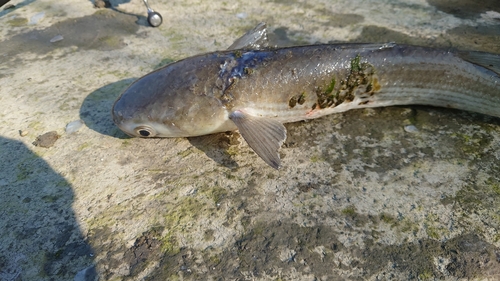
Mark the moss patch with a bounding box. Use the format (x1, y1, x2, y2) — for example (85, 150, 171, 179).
(7, 17, 28, 27)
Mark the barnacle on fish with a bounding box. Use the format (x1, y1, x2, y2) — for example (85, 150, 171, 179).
(288, 96, 298, 108)
(316, 55, 380, 109)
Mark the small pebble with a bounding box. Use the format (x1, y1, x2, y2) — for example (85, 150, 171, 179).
(50, 35, 64, 43)
(483, 11, 500, 20)
(74, 265, 97, 281)
(29, 12, 45, 25)
(236, 13, 247, 19)
(404, 125, 419, 133)
(94, 0, 108, 8)
(33, 131, 60, 148)
(19, 130, 28, 137)
(65, 120, 84, 134)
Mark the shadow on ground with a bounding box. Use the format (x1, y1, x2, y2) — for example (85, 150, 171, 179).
(82, 79, 241, 168)
(80, 78, 135, 138)
(0, 137, 95, 280)
(188, 132, 241, 169)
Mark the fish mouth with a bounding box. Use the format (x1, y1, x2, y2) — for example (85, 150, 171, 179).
(121, 130, 137, 138)
(112, 108, 154, 137)
(112, 119, 138, 137)
(111, 106, 126, 127)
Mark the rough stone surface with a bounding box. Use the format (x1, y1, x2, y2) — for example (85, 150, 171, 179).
(1, 0, 499, 280)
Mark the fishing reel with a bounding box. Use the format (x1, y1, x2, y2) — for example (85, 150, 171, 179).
(142, 0, 162, 27)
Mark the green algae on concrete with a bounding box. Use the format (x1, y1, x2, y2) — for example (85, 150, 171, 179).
(1, 0, 500, 280)
(7, 16, 27, 26)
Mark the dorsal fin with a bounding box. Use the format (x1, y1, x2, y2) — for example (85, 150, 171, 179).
(458, 51, 500, 76)
(227, 22, 269, 50)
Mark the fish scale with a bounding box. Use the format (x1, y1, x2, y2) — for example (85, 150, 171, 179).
(112, 23, 500, 169)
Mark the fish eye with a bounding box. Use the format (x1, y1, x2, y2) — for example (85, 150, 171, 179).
(139, 130, 150, 137)
(135, 126, 156, 137)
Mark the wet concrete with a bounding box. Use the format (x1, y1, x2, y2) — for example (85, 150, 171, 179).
(1, 0, 500, 280)
(1, 9, 138, 65)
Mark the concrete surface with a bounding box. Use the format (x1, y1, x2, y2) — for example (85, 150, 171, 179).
(1, 0, 500, 280)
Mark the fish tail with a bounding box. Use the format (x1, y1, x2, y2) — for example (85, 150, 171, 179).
(458, 51, 500, 77)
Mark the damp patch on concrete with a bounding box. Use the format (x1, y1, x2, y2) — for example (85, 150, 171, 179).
(353, 25, 500, 53)
(1, 9, 138, 64)
(2, 0, 500, 280)
(427, 0, 500, 19)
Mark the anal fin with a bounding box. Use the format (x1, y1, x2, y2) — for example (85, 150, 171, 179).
(229, 110, 286, 169)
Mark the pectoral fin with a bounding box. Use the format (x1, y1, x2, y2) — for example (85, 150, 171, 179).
(229, 110, 286, 169)
(227, 22, 269, 50)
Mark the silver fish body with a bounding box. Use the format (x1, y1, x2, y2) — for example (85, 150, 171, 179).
(112, 24, 500, 168)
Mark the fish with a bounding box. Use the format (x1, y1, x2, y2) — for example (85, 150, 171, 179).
(112, 23, 500, 169)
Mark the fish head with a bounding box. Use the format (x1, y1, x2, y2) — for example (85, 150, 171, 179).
(112, 57, 232, 138)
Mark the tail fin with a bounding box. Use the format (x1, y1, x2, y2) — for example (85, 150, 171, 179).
(458, 51, 500, 77)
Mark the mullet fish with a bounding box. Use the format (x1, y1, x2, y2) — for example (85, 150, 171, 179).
(112, 23, 500, 169)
